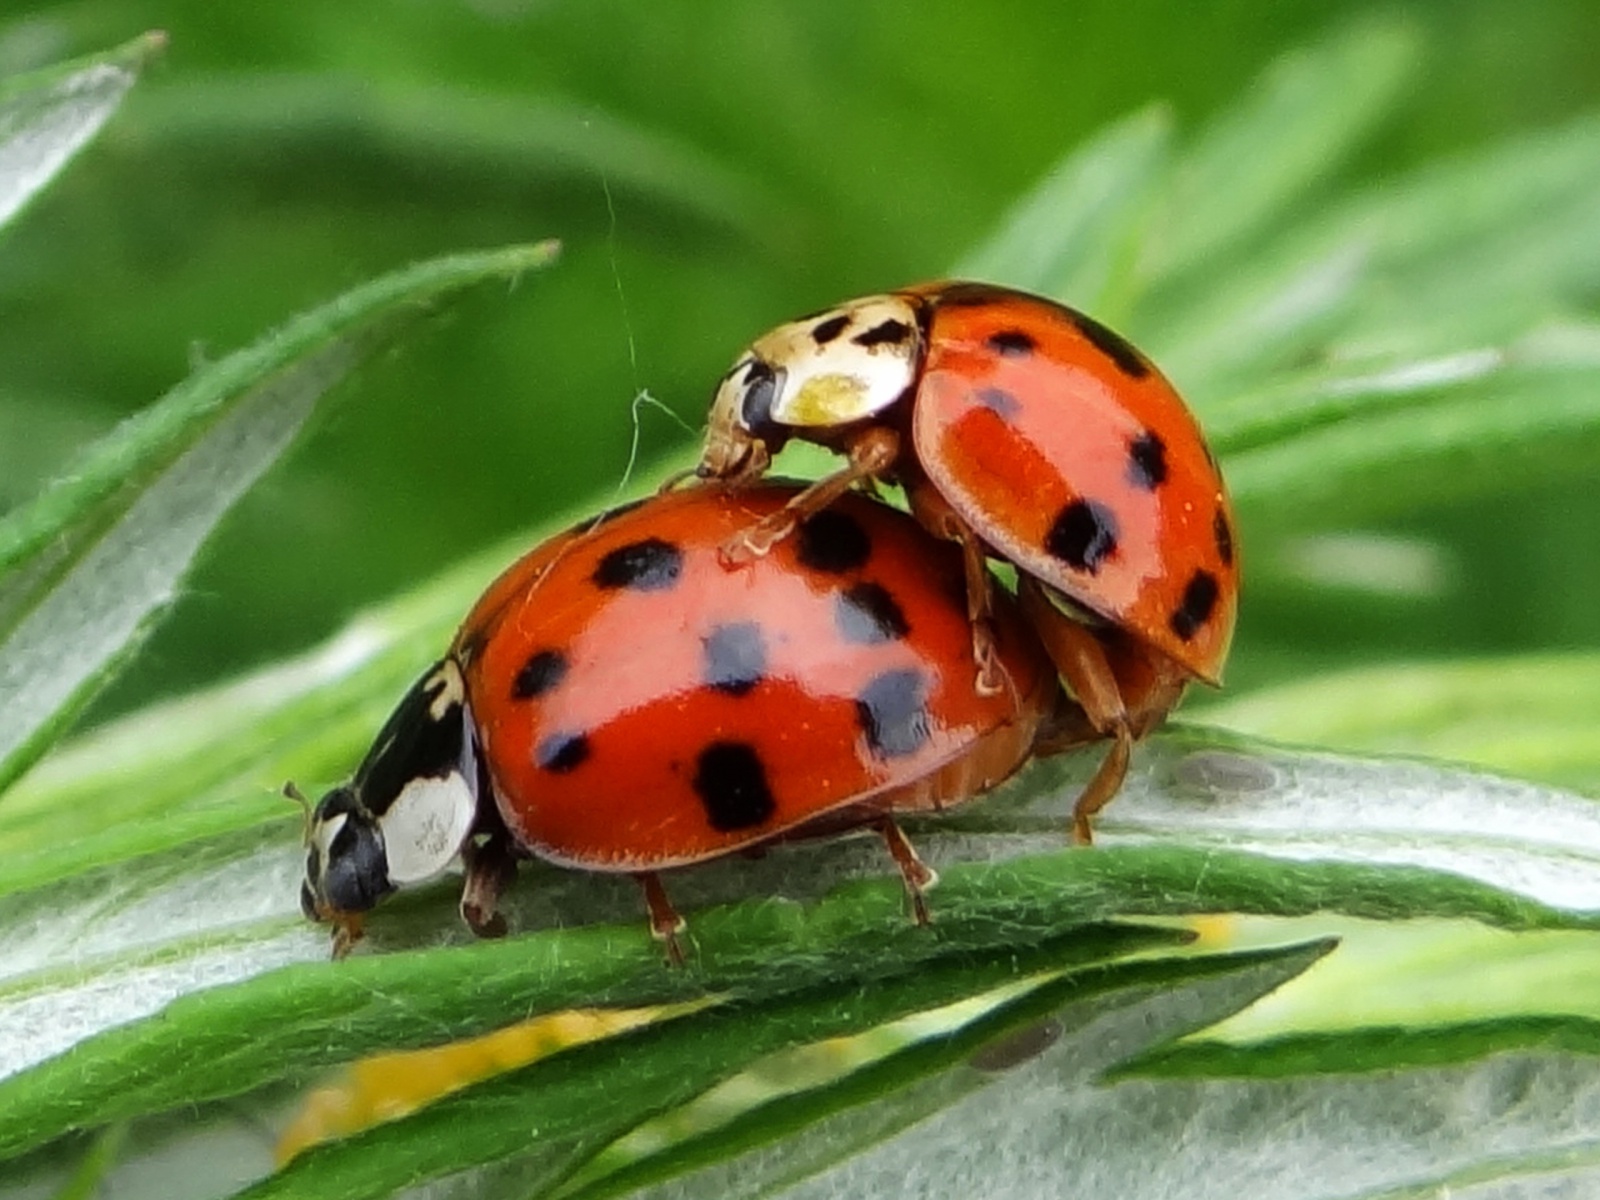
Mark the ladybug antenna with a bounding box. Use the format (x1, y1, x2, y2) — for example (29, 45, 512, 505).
(283, 780, 313, 843)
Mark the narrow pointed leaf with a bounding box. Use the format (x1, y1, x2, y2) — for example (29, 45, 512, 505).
(4, 728, 1600, 1165)
(236, 928, 1185, 1200)
(1209, 652, 1600, 792)
(1141, 16, 1417, 284)
(137, 77, 780, 240)
(1149, 113, 1600, 401)
(1219, 337, 1600, 526)
(954, 105, 1171, 312)
(0, 241, 561, 795)
(596, 941, 1330, 1200)
(0, 32, 164, 231)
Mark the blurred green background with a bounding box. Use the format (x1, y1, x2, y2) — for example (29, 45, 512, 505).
(2, 0, 1598, 721)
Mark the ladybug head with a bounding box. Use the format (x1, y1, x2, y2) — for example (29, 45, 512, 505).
(699, 293, 924, 482)
(296, 659, 482, 953)
(301, 784, 395, 928)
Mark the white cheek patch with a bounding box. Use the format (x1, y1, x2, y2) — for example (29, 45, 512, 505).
(379, 772, 477, 885)
(310, 812, 348, 873)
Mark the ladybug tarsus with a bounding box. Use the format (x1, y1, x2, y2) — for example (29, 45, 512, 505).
(875, 817, 938, 926)
(459, 834, 519, 939)
(717, 513, 793, 568)
(330, 914, 365, 960)
(1069, 732, 1132, 846)
(655, 465, 700, 495)
(635, 872, 688, 966)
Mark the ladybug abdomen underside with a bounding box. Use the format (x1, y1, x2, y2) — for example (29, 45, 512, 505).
(910, 288, 1238, 682)
(457, 486, 1051, 871)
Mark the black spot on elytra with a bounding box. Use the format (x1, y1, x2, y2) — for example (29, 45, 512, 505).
(836, 582, 910, 644)
(592, 538, 683, 592)
(1045, 500, 1119, 574)
(856, 669, 932, 759)
(1214, 508, 1235, 567)
(810, 313, 851, 345)
(693, 741, 777, 831)
(976, 387, 1021, 419)
(703, 622, 768, 696)
(1170, 570, 1220, 641)
(512, 649, 568, 700)
(1127, 431, 1168, 491)
(738, 358, 780, 436)
(986, 329, 1036, 357)
(853, 318, 913, 348)
(797, 509, 871, 574)
(536, 732, 591, 773)
(1071, 310, 1150, 379)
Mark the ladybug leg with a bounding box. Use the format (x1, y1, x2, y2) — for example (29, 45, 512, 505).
(459, 833, 519, 939)
(718, 426, 901, 567)
(329, 913, 365, 960)
(905, 479, 1002, 695)
(634, 872, 687, 967)
(1032, 696, 1101, 756)
(874, 817, 938, 926)
(1017, 576, 1134, 846)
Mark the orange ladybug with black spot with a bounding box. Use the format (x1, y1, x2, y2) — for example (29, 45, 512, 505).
(297, 482, 1072, 960)
(698, 281, 1239, 842)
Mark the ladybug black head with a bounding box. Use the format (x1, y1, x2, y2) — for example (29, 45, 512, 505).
(302, 785, 395, 921)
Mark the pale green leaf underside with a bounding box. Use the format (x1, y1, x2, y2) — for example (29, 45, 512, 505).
(1, 731, 1599, 1163)
(1210, 652, 1600, 792)
(0, 31, 163, 232)
(0, 241, 561, 795)
(583, 942, 1329, 1200)
(263, 942, 1331, 1200)
(745, 1005, 1600, 1200)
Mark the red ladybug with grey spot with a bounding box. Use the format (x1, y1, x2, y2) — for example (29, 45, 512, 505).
(297, 482, 1087, 959)
(698, 281, 1239, 841)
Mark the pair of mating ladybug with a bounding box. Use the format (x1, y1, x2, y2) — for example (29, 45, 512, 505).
(299, 282, 1238, 958)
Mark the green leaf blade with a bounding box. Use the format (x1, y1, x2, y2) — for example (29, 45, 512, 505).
(1140, 16, 1419, 286)
(3, 733, 1600, 1165)
(0, 32, 165, 232)
(240, 928, 1186, 1200)
(953, 105, 1172, 313)
(591, 942, 1331, 1200)
(1208, 652, 1600, 793)
(0, 240, 560, 795)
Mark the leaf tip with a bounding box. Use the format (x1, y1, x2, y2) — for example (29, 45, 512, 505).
(116, 30, 170, 72)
